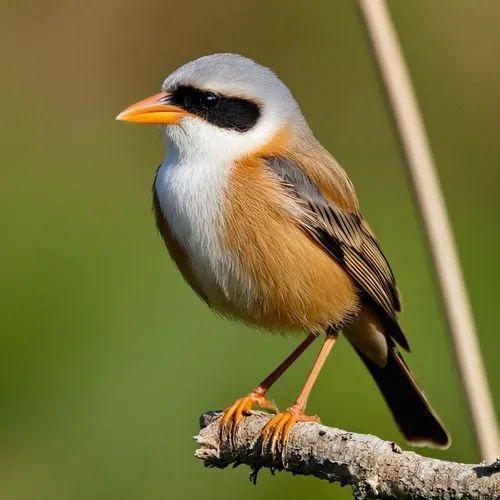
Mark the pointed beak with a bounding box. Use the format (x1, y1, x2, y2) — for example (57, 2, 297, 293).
(116, 91, 185, 124)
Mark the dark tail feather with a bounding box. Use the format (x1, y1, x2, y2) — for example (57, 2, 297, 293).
(354, 343, 451, 448)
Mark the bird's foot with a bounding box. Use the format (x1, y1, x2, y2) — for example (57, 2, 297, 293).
(220, 391, 278, 439)
(261, 404, 320, 456)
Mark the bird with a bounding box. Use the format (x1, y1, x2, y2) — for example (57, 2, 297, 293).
(116, 53, 450, 452)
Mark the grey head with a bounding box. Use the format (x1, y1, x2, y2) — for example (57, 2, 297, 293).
(159, 53, 308, 161)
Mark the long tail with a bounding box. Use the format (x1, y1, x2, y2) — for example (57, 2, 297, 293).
(354, 342, 451, 448)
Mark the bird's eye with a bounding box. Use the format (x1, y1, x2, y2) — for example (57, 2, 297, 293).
(200, 92, 218, 107)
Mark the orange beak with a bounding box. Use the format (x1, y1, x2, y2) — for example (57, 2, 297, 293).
(116, 91, 185, 124)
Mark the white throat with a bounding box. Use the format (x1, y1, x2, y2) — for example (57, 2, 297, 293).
(155, 135, 234, 305)
(154, 111, 290, 307)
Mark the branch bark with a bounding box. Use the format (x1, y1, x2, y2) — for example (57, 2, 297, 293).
(195, 411, 500, 499)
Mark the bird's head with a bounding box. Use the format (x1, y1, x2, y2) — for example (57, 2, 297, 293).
(117, 53, 307, 162)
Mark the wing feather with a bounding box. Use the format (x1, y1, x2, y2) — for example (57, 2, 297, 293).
(263, 155, 405, 343)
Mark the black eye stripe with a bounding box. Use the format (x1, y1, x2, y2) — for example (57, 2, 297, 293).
(169, 85, 261, 132)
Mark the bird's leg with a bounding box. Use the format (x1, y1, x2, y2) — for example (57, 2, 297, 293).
(220, 335, 317, 431)
(261, 332, 338, 455)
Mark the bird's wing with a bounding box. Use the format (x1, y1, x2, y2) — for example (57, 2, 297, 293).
(263, 155, 408, 348)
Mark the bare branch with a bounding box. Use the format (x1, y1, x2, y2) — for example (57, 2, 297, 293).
(195, 411, 500, 499)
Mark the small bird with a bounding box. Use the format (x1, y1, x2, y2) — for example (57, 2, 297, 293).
(117, 53, 450, 451)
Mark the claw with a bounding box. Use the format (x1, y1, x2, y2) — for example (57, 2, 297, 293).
(220, 392, 279, 443)
(220, 397, 252, 428)
(261, 406, 320, 456)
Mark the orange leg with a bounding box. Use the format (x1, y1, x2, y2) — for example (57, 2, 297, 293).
(220, 335, 317, 432)
(262, 332, 338, 455)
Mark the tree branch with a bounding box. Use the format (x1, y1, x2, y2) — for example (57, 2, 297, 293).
(195, 411, 500, 499)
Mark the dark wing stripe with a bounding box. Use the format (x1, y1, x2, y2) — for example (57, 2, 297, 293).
(264, 155, 401, 323)
(318, 203, 398, 318)
(364, 239, 389, 275)
(362, 236, 400, 309)
(344, 252, 395, 316)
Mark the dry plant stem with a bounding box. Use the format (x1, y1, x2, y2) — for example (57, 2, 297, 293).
(196, 411, 500, 499)
(357, 0, 500, 461)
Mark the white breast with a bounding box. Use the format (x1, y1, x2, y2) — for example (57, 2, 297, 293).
(154, 112, 281, 313)
(154, 143, 236, 307)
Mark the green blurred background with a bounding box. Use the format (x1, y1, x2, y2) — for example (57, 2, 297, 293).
(1, 1, 499, 498)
